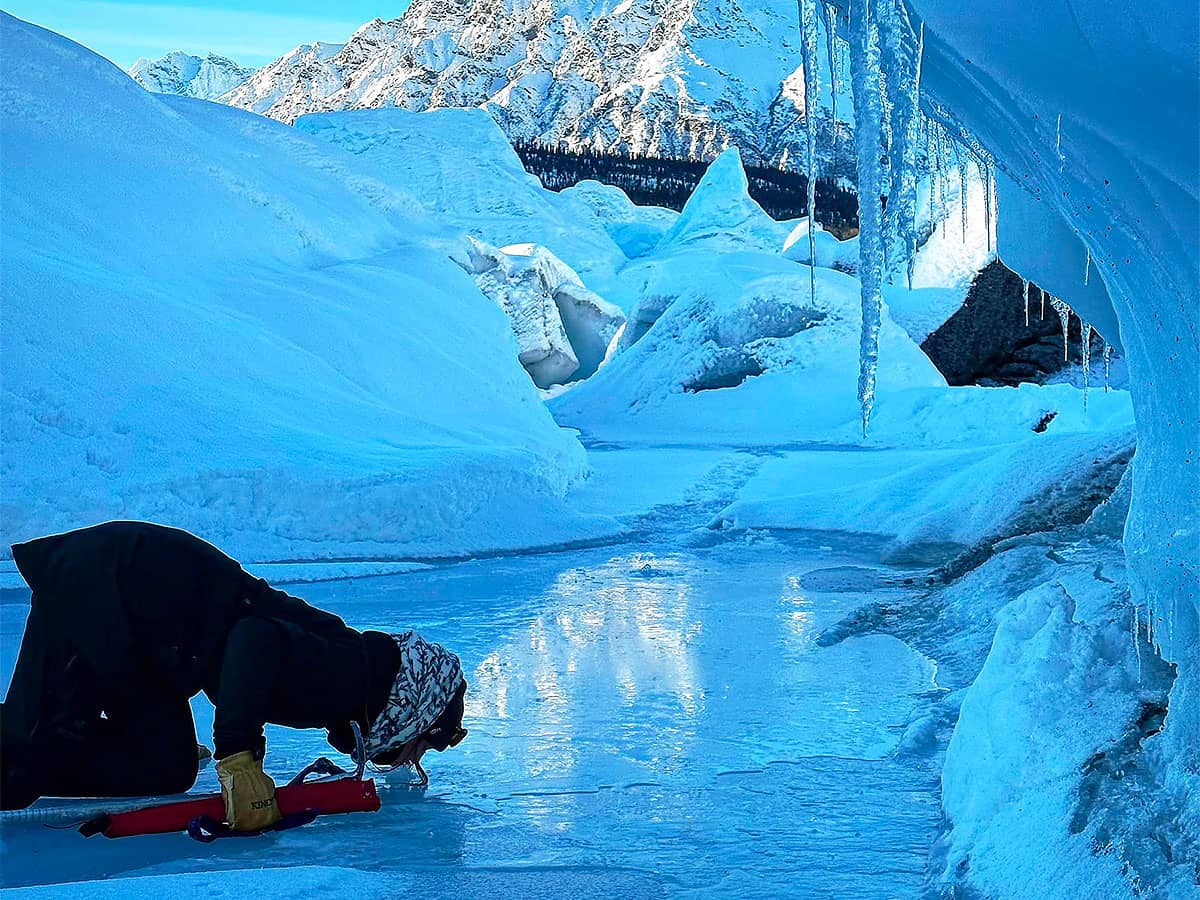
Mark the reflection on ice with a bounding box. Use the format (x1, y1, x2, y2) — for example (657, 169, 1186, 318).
(2, 540, 945, 897)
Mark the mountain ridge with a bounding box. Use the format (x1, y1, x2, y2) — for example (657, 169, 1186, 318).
(130, 0, 851, 173)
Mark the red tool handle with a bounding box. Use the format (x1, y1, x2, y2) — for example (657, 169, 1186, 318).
(87, 777, 380, 838)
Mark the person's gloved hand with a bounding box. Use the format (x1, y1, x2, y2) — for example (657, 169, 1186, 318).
(216, 749, 282, 832)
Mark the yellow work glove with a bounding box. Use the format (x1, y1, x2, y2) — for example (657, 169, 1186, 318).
(216, 750, 282, 832)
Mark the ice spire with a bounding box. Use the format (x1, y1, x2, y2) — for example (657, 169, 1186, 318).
(799, 0, 821, 306)
(1103, 340, 1113, 392)
(1049, 295, 1071, 361)
(848, 0, 884, 436)
(1022, 279, 1030, 327)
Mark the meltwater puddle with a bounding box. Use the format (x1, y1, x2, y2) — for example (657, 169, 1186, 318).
(2, 538, 944, 898)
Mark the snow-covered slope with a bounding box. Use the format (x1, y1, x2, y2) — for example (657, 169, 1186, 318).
(0, 12, 603, 562)
(220, 0, 848, 170)
(294, 108, 625, 286)
(129, 51, 254, 99)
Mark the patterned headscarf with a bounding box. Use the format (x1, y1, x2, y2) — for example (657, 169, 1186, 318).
(364, 631, 464, 758)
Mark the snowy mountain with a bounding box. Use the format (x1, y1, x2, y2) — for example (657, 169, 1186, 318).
(129, 50, 254, 100)
(219, 0, 847, 171)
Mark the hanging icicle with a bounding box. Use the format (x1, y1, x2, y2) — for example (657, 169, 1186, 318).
(1081, 320, 1093, 409)
(1084, 245, 1092, 285)
(982, 157, 994, 254)
(848, 0, 885, 436)
(953, 140, 968, 242)
(1023, 279, 1030, 327)
(823, 1, 840, 125)
(1049, 295, 1071, 361)
(1103, 340, 1113, 392)
(1040, 284, 1046, 320)
(798, 0, 821, 307)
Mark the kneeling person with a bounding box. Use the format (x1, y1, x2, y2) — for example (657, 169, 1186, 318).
(0, 521, 467, 830)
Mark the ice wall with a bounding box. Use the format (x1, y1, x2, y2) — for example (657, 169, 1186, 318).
(908, 0, 1199, 844)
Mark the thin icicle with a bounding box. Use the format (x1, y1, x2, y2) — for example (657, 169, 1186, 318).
(823, 1, 839, 125)
(848, 0, 884, 436)
(954, 141, 968, 242)
(798, 0, 821, 307)
(1040, 285, 1046, 319)
(1081, 320, 1093, 409)
(1084, 246, 1091, 285)
(1049, 295, 1071, 361)
(1023, 279, 1030, 327)
(982, 160, 994, 254)
(1103, 340, 1113, 392)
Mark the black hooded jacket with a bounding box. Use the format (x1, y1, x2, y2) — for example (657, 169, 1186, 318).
(11, 521, 399, 759)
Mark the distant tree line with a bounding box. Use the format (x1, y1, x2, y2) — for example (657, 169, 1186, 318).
(513, 141, 860, 237)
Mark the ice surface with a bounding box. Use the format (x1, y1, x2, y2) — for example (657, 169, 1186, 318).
(2, 447, 950, 897)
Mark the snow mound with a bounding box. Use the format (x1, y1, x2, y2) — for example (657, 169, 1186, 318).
(460, 241, 625, 387)
(0, 13, 602, 561)
(550, 251, 945, 444)
(782, 219, 860, 273)
(717, 414, 1134, 559)
(657, 148, 789, 253)
(295, 108, 624, 284)
(560, 180, 679, 259)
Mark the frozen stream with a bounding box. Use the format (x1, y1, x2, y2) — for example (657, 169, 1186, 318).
(1, 450, 947, 897)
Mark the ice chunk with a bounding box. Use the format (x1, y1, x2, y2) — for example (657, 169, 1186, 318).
(462, 240, 624, 387)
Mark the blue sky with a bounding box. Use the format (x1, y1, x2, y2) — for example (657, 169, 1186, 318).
(4, 1, 407, 69)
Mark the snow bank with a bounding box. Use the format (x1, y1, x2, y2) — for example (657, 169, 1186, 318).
(716, 410, 1133, 563)
(560, 180, 679, 259)
(294, 108, 625, 285)
(0, 13, 606, 562)
(911, 0, 1200, 880)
